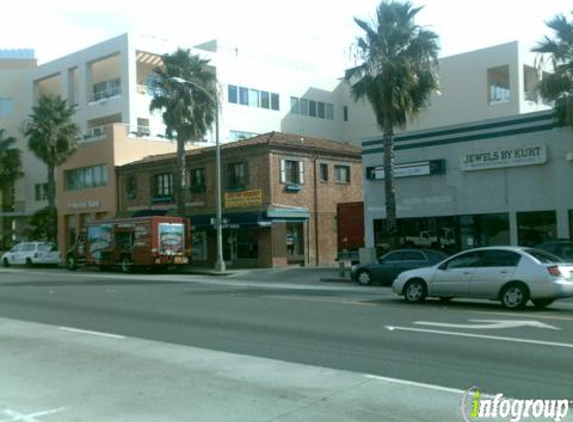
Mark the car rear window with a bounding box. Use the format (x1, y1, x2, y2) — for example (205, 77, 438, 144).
(38, 243, 57, 252)
(523, 248, 563, 263)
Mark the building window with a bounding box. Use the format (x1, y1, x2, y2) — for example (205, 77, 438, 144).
(260, 91, 270, 109)
(335, 165, 350, 183)
(0, 98, 14, 116)
(65, 164, 108, 190)
(326, 103, 334, 120)
(317, 101, 326, 119)
(309, 100, 317, 117)
(153, 173, 173, 198)
(488, 65, 510, 103)
(280, 159, 304, 185)
(239, 87, 249, 105)
(229, 130, 258, 141)
(35, 183, 48, 201)
(190, 168, 206, 193)
(290, 97, 300, 114)
(343, 105, 349, 122)
(249, 89, 259, 107)
(319, 163, 328, 182)
(228, 85, 238, 104)
(229, 84, 279, 111)
(93, 78, 121, 101)
(125, 175, 137, 199)
(271, 93, 280, 110)
(227, 162, 248, 190)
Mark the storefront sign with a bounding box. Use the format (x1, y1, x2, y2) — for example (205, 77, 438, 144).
(68, 200, 101, 210)
(367, 159, 445, 180)
(225, 189, 263, 208)
(460, 145, 547, 171)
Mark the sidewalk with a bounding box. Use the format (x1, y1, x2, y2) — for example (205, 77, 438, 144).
(176, 265, 353, 284)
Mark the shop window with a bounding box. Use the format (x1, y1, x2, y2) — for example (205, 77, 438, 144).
(286, 222, 304, 258)
(237, 230, 258, 259)
(191, 231, 208, 261)
(517, 211, 556, 247)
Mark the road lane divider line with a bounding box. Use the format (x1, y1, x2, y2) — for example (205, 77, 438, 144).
(468, 310, 573, 322)
(268, 295, 378, 306)
(385, 325, 573, 348)
(59, 326, 126, 339)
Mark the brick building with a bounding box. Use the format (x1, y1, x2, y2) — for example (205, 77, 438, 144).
(117, 132, 362, 268)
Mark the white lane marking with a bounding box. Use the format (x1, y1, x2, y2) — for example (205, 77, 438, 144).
(386, 325, 573, 348)
(59, 326, 125, 339)
(469, 310, 573, 322)
(414, 319, 560, 330)
(0, 407, 66, 422)
(364, 374, 465, 395)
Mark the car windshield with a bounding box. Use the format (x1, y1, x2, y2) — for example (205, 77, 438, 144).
(38, 243, 57, 252)
(523, 248, 563, 263)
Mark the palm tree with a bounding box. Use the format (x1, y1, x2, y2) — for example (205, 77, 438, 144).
(532, 12, 573, 128)
(24, 95, 78, 243)
(345, 1, 440, 246)
(0, 129, 22, 248)
(150, 48, 217, 217)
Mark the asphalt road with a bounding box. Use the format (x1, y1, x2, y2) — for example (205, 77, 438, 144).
(1, 266, 573, 404)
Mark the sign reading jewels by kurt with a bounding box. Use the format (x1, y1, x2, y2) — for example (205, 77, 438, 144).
(460, 144, 547, 171)
(225, 189, 263, 208)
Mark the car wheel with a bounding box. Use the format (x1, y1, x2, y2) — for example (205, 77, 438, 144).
(404, 279, 427, 303)
(2, 258, 9, 268)
(532, 298, 555, 309)
(66, 255, 77, 271)
(356, 269, 372, 286)
(500, 283, 529, 309)
(120, 255, 132, 274)
(25, 258, 33, 268)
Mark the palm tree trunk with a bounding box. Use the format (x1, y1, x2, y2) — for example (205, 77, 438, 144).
(47, 163, 57, 243)
(175, 137, 187, 217)
(383, 122, 398, 248)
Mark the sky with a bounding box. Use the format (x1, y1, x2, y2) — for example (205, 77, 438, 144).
(2, 0, 572, 70)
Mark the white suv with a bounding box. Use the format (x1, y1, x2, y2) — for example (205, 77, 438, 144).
(1, 242, 61, 267)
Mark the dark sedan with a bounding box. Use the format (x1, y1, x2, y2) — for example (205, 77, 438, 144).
(351, 249, 448, 286)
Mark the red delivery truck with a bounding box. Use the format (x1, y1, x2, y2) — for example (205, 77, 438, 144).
(65, 215, 191, 272)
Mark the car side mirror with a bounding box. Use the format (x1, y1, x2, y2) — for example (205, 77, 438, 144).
(438, 263, 448, 270)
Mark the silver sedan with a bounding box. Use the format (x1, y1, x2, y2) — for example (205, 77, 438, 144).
(391, 246, 573, 309)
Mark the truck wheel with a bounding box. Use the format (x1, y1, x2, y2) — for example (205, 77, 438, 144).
(66, 255, 77, 271)
(25, 258, 33, 268)
(120, 255, 132, 274)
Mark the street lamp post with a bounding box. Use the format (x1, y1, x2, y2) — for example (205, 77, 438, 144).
(171, 76, 226, 272)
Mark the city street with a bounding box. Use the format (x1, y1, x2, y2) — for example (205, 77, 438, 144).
(1, 266, 573, 421)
